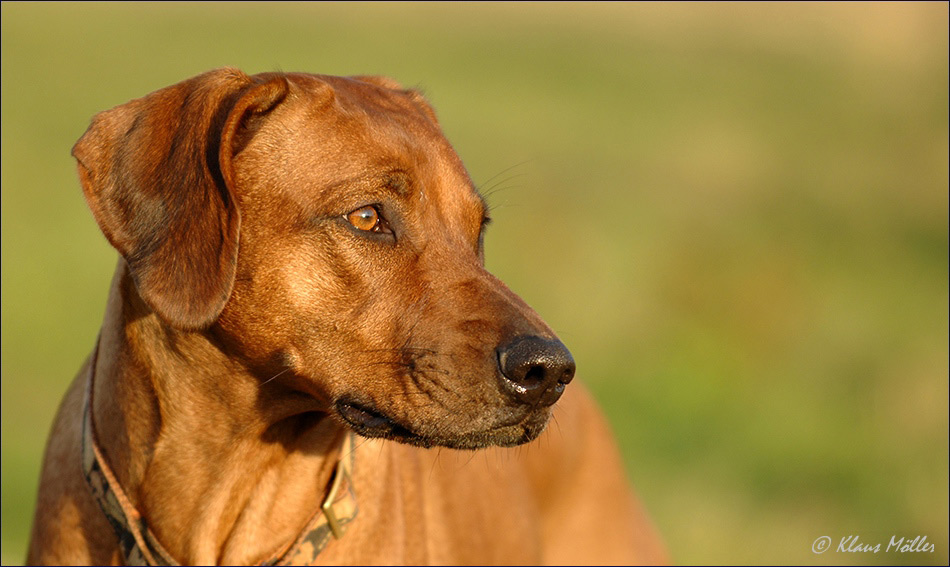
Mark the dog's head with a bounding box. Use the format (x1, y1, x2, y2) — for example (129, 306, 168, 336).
(74, 69, 574, 449)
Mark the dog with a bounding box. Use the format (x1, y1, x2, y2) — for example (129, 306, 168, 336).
(27, 68, 665, 565)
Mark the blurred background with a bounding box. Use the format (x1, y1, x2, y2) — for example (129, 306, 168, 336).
(2, 2, 947, 564)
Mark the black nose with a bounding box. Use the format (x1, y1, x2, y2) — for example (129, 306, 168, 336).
(497, 336, 576, 406)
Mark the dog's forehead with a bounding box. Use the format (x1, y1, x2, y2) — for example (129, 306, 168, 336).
(284, 73, 432, 129)
(268, 73, 484, 215)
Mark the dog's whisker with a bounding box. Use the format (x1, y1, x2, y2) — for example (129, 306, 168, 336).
(480, 173, 528, 200)
(427, 447, 445, 482)
(461, 449, 479, 470)
(259, 367, 291, 387)
(476, 159, 534, 190)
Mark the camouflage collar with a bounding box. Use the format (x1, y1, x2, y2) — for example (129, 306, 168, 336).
(81, 339, 358, 565)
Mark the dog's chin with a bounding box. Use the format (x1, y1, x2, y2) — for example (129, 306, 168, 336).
(335, 400, 551, 450)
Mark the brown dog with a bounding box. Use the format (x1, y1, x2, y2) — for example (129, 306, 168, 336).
(27, 69, 665, 565)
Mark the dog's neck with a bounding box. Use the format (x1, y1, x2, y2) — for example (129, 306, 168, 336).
(91, 262, 346, 564)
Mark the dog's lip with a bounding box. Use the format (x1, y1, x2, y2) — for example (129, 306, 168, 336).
(337, 401, 402, 432)
(334, 399, 550, 449)
(336, 400, 429, 445)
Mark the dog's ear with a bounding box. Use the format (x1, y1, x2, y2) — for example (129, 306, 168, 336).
(73, 68, 288, 330)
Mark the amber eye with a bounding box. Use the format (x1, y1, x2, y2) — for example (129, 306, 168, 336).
(347, 206, 380, 232)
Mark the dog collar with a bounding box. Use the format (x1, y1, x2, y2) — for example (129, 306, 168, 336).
(81, 340, 358, 566)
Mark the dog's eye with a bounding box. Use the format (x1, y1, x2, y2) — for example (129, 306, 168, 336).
(346, 205, 391, 235)
(347, 206, 379, 231)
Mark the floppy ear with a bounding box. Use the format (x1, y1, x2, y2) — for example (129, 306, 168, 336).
(73, 68, 288, 330)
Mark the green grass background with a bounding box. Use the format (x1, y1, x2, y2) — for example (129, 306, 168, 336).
(2, 2, 947, 564)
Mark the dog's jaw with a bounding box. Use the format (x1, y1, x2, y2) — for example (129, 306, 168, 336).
(334, 399, 552, 450)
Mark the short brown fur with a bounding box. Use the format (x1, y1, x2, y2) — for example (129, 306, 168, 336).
(28, 69, 666, 565)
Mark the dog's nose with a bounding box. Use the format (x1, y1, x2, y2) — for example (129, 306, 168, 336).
(497, 336, 575, 407)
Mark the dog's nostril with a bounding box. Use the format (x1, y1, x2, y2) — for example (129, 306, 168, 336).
(497, 336, 575, 406)
(561, 366, 575, 384)
(523, 365, 546, 387)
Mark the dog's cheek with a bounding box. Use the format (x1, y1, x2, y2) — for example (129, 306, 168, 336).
(272, 243, 383, 369)
(214, 284, 289, 365)
(212, 239, 321, 362)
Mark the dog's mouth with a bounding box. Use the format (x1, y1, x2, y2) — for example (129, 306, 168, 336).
(336, 401, 423, 444)
(335, 400, 550, 450)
